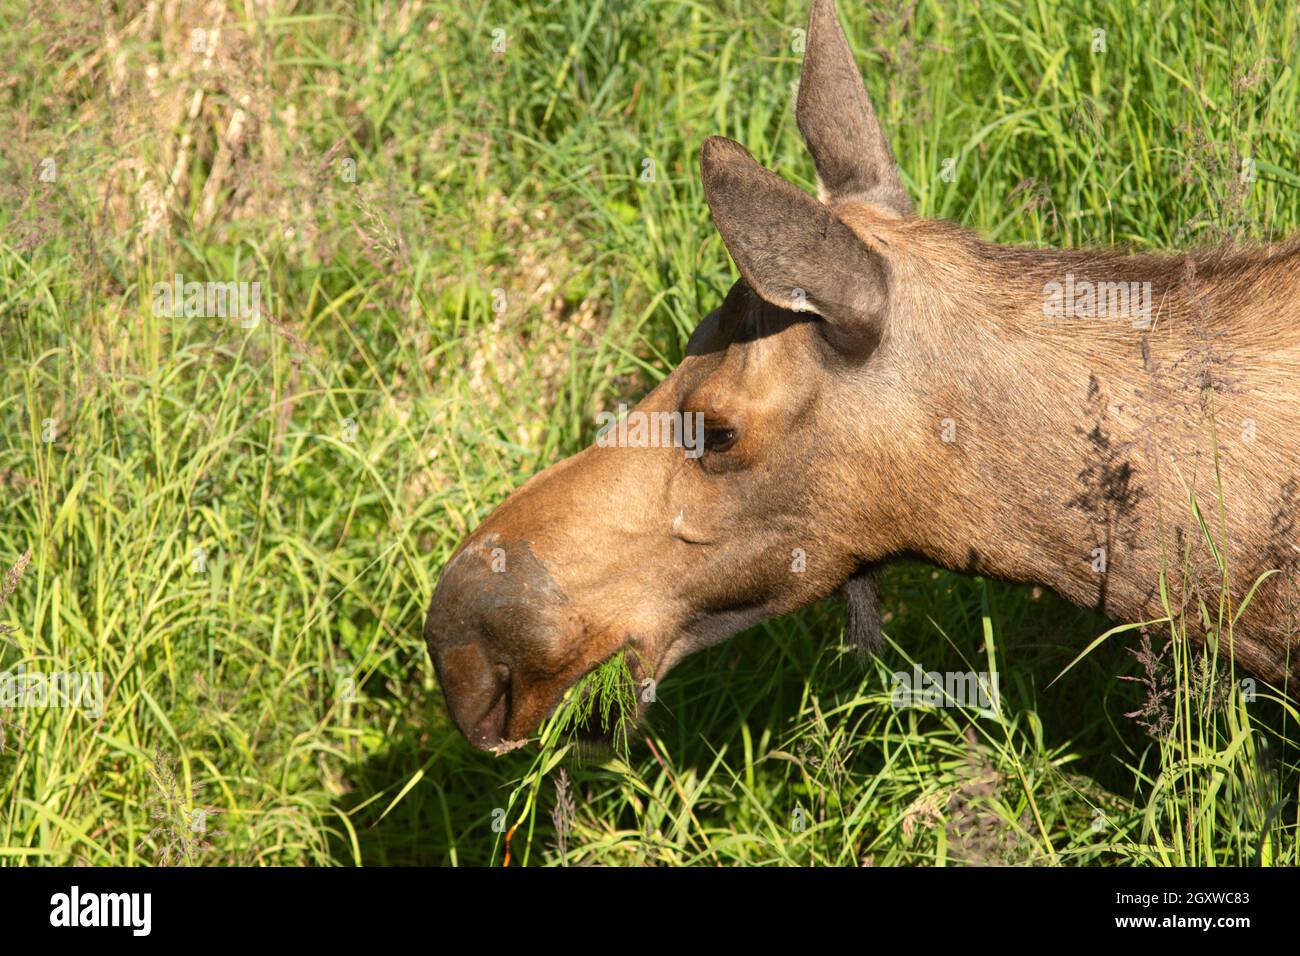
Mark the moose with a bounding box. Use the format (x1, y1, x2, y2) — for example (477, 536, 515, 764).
(426, 0, 1300, 751)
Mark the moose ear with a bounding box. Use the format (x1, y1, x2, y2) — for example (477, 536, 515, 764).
(797, 0, 911, 214)
(700, 136, 888, 353)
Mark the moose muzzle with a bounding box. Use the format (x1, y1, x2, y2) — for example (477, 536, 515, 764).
(423, 531, 572, 749)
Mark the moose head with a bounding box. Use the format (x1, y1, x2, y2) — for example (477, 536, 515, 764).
(425, 0, 1300, 750)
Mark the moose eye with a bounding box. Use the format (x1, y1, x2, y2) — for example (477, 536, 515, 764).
(703, 426, 738, 453)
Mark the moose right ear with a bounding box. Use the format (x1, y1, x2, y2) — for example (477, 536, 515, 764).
(700, 136, 889, 354)
(797, 0, 911, 214)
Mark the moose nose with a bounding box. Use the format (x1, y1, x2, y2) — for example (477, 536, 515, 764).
(424, 536, 568, 749)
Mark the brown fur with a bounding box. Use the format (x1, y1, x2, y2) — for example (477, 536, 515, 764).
(424, 0, 1298, 751)
(835, 205, 1300, 684)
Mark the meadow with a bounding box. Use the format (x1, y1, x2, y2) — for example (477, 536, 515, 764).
(1, 0, 1298, 866)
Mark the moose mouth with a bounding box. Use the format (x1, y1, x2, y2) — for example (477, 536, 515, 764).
(475, 636, 657, 756)
(566, 650, 655, 754)
(551, 638, 656, 751)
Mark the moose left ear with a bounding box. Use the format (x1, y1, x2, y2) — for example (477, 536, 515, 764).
(700, 135, 890, 353)
(841, 567, 883, 657)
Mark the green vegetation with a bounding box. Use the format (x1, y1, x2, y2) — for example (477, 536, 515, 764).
(1, 0, 1297, 865)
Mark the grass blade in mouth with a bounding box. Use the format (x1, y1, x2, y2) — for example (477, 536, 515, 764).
(550, 650, 639, 761)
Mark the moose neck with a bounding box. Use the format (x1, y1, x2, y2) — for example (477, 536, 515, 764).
(882, 223, 1289, 624)
(902, 343, 1132, 616)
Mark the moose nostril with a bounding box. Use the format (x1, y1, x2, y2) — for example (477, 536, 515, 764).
(489, 663, 510, 703)
(470, 663, 512, 745)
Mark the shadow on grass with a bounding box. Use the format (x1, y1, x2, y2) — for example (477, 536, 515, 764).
(329, 561, 1294, 865)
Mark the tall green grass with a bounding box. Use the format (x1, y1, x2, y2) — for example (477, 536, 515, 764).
(0, 0, 1297, 865)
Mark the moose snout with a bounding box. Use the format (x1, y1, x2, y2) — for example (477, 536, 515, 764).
(424, 535, 569, 749)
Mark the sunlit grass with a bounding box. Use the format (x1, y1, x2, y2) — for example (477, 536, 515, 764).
(0, 0, 1297, 865)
